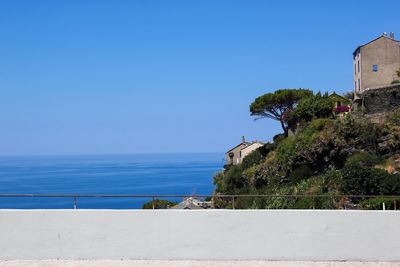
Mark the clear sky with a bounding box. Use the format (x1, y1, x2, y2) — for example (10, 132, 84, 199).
(0, 0, 399, 156)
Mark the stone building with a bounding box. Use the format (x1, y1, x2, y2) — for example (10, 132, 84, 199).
(353, 32, 400, 97)
(225, 137, 264, 165)
(225, 136, 250, 165)
(239, 142, 265, 162)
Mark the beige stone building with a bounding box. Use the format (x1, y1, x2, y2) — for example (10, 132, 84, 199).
(353, 32, 400, 96)
(226, 137, 250, 165)
(225, 137, 264, 165)
(240, 142, 264, 161)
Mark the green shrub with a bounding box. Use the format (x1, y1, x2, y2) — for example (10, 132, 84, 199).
(273, 133, 286, 144)
(251, 158, 284, 188)
(242, 149, 264, 169)
(262, 186, 297, 209)
(321, 170, 344, 193)
(275, 118, 331, 169)
(388, 109, 400, 126)
(142, 199, 178, 209)
(380, 174, 400, 195)
(342, 153, 400, 196)
(292, 195, 337, 209)
(294, 92, 334, 122)
(342, 166, 388, 195)
(258, 142, 276, 156)
(223, 165, 247, 193)
(213, 171, 226, 193)
(275, 136, 297, 166)
(288, 165, 313, 184)
(307, 118, 331, 132)
(345, 152, 382, 168)
(337, 115, 381, 150)
(391, 80, 400, 84)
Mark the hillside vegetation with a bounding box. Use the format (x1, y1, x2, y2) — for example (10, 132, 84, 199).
(214, 90, 400, 209)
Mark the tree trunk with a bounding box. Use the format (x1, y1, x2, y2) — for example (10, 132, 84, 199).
(280, 120, 288, 137)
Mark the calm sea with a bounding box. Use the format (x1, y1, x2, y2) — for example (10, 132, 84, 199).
(0, 153, 223, 209)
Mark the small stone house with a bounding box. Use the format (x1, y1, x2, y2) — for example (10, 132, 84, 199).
(226, 137, 264, 165)
(329, 92, 351, 114)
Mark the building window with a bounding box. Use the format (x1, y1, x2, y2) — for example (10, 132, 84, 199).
(373, 64, 378, 72)
(358, 78, 361, 91)
(354, 64, 356, 75)
(358, 61, 360, 72)
(355, 81, 357, 91)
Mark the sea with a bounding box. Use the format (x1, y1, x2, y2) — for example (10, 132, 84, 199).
(0, 153, 223, 209)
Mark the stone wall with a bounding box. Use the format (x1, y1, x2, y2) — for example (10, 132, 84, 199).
(362, 83, 400, 116)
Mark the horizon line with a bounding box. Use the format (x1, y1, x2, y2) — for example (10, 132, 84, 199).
(0, 152, 225, 158)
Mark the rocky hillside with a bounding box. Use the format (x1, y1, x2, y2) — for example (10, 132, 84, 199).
(213, 110, 400, 209)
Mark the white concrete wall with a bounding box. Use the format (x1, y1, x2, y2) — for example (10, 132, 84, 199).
(0, 210, 399, 261)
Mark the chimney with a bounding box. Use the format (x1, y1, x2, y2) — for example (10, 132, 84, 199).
(242, 136, 246, 143)
(383, 32, 387, 37)
(390, 32, 395, 39)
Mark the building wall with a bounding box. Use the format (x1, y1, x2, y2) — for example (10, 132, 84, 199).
(239, 142, 264, 163)
(0, 210, 399, 261)
(226, 143, 248, 165)
(359, 37, 400, 92)
(353, 48, 362, 94)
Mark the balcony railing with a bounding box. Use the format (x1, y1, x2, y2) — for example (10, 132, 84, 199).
(0, 194, 399, 210)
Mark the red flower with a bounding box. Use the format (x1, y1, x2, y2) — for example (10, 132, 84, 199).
(335, 105, 350, 113)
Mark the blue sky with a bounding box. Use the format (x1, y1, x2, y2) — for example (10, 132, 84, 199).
(0, 0, 399, 155)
